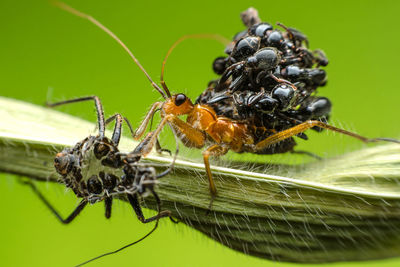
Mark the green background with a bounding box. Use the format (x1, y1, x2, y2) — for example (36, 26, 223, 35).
(1, 0, 400, 266)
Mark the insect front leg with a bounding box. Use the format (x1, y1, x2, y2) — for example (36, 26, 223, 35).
(133, 102, 163, 140)
(134, 115, 206, 157)
(131, 116, 170, 157)
(23, 180, 88, 224)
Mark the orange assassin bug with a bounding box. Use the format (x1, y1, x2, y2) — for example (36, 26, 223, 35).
(55, 1, 400, 209)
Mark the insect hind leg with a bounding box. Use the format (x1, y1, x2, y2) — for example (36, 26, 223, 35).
(254, 120, 400, 152)
(22, 179, 87, 224)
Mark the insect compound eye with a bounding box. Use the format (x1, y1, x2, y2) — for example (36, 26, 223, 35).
(174, 94, 187, 106)
(272, 83, 295, 110)
(87, 175, 103, 194)
(94, 142, 110, 159)
(54, 152, 74, 175)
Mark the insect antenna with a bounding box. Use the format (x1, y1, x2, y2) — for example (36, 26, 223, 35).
(75, 202, 163, 267)
(52, 1, 168, 99)
(160, 34, 230, 95)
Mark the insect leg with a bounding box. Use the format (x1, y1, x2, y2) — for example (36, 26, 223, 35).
(155, 123, 180, 179)
(131, 113, 198, 158)
(132, 115, 170, 157)
(75, 189, 168, 266)
(202, 144, 229, 210)
(104, 113, 136, 144)
(104, 196, 113, 219)
(109, 114, 123, 145)
(276, 22, 295, 44)
(46, 95, 106, 138)
(133, 101, 163, 140)
(148, 108, 172, 155)
(229, 73, 247, 92)
(167, 116, 206, 148)
(290, 150, 322, 160)
(269, 73, 298, 91)
(217, 61, 245, 88)
(126, 193, 172, 223)
(23, 180, 87, 224)
(149, 188, 178, 224)
(155, 140, 172, 155)
(254, 120, 400, 152)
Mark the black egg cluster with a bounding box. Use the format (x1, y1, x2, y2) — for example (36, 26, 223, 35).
(196, 19, 332, 138)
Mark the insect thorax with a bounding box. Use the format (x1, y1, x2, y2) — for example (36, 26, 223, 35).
(55, 136, 158, 203)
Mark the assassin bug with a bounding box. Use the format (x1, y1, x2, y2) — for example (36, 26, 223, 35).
(24, 95, 179, 266)
(54, 2, 400, 211)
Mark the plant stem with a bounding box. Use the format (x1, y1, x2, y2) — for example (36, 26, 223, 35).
(1, 96, 400, 263)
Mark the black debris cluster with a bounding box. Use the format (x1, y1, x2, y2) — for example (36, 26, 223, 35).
(196, 7, 331, 144)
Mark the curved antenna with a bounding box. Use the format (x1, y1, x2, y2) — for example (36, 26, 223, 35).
(75, 203, 163, 267)
(52, 1, 168, 99)
(160, 34, 230, 96)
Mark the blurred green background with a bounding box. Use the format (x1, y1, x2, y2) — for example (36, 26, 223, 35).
(1, 0, 400, 266)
